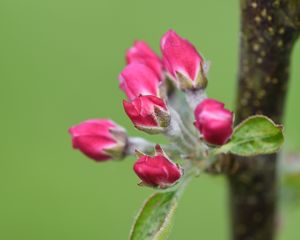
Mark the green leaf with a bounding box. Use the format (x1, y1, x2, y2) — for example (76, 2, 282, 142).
(216, 115, 284, 157)
(129, 191, 178, 240)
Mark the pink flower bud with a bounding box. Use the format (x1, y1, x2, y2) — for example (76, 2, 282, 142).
(194, 99, 234, 145)
(133, 145, 182, 188)
(69, 119, 127, 161)
(126, 41, 163, 81)
(119, 62, 161, 101)
(161, 30, 207, 90)
(123, 95, 170, 134)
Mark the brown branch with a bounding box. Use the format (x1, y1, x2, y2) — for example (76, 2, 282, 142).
(227, 1, 300, 240)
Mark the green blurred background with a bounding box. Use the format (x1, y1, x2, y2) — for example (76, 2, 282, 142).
(1, 0, 299, 239)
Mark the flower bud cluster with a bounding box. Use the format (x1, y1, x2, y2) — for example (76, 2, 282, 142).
(69, 30, 234, 189)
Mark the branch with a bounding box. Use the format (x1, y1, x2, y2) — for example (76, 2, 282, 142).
(226, 1, 300, 240)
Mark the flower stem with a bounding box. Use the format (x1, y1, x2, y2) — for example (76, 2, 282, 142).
(164, 108, 198, 154)
(185, 88, 207, 110)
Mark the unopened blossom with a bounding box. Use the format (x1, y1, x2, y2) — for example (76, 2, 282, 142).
(126, 41, 163, 81)
(69, 119, 127, 161)
(161, 30, 207, 90)
(194, 99, 234, 145)
(133, 145, 182, 188)
(119, 62, 161, 100)
(123, 95, 170, 134)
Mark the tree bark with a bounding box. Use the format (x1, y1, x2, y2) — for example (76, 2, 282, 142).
(229, 1, 300, 240)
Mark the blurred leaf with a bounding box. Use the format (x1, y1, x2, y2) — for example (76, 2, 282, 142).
(216, 115, 284, 156)
(283, 173, 300, 192)
(281, 152, 300, 204)
(282, 152, 300, 173)
(129, 190, 178, 240)
(282, 172, 300, 205)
